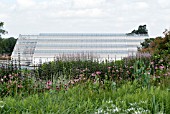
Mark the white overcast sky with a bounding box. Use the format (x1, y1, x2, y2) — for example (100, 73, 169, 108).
(0, 0, 170, 38)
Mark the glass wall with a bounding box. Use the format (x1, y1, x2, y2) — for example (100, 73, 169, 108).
(11, 33, 148, 65)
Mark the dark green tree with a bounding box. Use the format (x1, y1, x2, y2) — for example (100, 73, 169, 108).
(0, 22, 7, 38)
(140, 38, 155, 49)
(0, 37, 17, 55)
(128, 25, 148, 35)
(0, 21, 16, 55)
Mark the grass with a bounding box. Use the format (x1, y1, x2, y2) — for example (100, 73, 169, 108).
(0, 80, 170, 114)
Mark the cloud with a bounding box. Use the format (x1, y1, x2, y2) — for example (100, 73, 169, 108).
(73, 0, 105, 9)
(16, 0, 36, 8)
(157, 0, 170, 9)
(0, 0, 170, 38)
(48, 8, 105, 18)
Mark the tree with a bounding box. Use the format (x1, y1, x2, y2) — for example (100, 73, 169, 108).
(0, 22, 16, 55)
(128, 25, 148, 35)
(0, 22, 7, 38)
(140, 38, 155, 49)
(0, 37, 17, 55)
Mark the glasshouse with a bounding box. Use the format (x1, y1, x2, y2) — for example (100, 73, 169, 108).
(11, 33, 148, 65)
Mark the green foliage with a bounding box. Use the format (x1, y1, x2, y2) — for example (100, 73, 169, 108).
(0, 37, 17, 55)
(0, 80, 170, 113)
(128, 25, 148, 35)
(140, 38, 155, 49)
(0, 21, 16, 55)
(0, 22, 7, 37)
(133, 60, 151, 88)
(139, 32, 170, 64)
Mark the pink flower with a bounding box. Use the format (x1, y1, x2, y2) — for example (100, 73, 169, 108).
(164, 74, 168, 76)
(8, 80, 12, 84)
(91, 73, 96, 76)
(79, 74, 84, 77)
(93, 80, 97, 84)
(46, 80, 52, 86)
(151, 62, 154, 65)
(108, 67, 111, 69)
(168, 72, 170, 75)
(159, 65, 164, 70)
(18, 84, 23, 88)
(76, 69, 80, 71)
(3, 76, 6, 78)
(9, 74, 13, 79)
(130, 66, 133, 68)
(74, 79, 80, 82)
(46, 85, 51, 89)
(68, 80, 75, 85)
(157, 76, 160, 78)
(85, 68, 89, 71)
(96, 71, 101, 75)
(56, 86, 60, 91)
(127, 71, 130, 74)
(160, 59, 163, 62)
